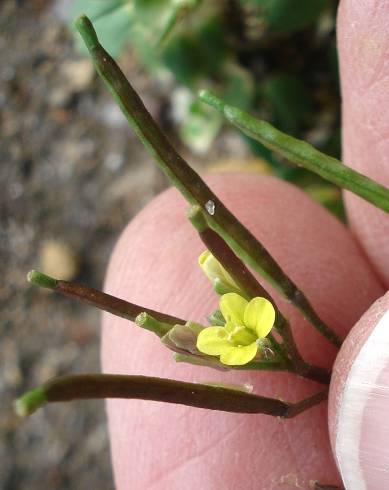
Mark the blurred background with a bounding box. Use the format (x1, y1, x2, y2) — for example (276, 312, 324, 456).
(1, 0, 341, 488)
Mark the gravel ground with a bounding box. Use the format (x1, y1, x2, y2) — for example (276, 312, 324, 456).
(1, 2, 251, 488)
(1, 1, 169, 488)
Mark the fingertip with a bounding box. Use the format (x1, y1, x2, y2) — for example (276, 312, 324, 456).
(337, 0, 389, 286)
(329, 291, 389, 489)
(102, 173, 382, 488)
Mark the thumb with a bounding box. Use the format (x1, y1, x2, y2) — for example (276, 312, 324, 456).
(337, 0, 389, 286)
(329, 291, 389, 489)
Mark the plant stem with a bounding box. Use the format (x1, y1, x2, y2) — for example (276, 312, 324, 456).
(275, 315, 330, 385)
(135, 312, 172, 337)
(14, 387, 46, 417)
(200, 90, 389, 214)
(285, 388, 329, 418)
(187, 205, 273, 303)
(187, 206, 330, 385)
(26, 272, 328, 382)
(75, 16, 341, 349)
(27, 270, 185, 326)
(15, 374, 327, 417)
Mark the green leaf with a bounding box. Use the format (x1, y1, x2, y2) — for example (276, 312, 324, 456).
(134, 0, 202, 46)
(162, 35, 207, 85)
(195, 14, 227, 73)
(223, 63, 255, 110)
(162, 12, 227, 86)
(71, 0, 128, 22)
(263, 73, 312, 135)
(179, 99, 222, 154)
(252, 0, 327, 33)
(71, 0, 134, 57)
(134, 0, 173, 33)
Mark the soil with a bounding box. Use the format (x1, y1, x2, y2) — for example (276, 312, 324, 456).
(1, 1, 249, 488)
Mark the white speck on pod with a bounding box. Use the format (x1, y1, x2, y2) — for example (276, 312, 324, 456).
(205, 200, 215, 215)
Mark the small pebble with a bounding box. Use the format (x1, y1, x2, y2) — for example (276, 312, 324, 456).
(40, 239, 78, 281)
(61, 59, 94, 92)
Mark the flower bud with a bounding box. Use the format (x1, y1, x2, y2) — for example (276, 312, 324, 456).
(162, 322, 229, 371)
(207, 309, 225, 326)
(163, 322, 204, 354)
(198, 251, 240, 294)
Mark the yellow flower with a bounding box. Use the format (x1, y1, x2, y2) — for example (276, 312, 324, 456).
(199, 251, 240, 294)
(197, 292, 275, 366)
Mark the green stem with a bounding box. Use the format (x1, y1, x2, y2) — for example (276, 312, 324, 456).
(187, 206, 330, 385)
(135, 312, 172, 337)
(27, 270, 185, 326)
(200, 90, 389, 214)
(14, 387, 46, 417)
(75, 16, 341, 349)
(15, 374, 326, 417)
(27, 272, 329, 382)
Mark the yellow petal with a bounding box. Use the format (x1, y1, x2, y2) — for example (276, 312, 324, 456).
(244, 297, 275, 337)
(219, 343, 258, 366)
(196, 327, 230, 355)
(219, 293, 247, 325)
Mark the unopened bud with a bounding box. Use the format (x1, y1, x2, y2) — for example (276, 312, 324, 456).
(207, 309, 225, 326)
(198, 251, 240, 294)
(162, 322, 229, 371)
(163, 322, 204, 354)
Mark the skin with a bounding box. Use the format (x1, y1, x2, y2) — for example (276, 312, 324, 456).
(102, 1, 389, 488)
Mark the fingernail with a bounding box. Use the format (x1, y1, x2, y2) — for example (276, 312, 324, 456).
(335, 308, 389, 489)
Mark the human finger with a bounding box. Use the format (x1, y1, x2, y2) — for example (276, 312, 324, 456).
(337, 0, 389, 285)
(102, 173, 382, 489)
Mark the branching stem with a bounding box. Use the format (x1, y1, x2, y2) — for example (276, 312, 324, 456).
(187, 207, 330, 385)
(75, 15, 341, 349)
